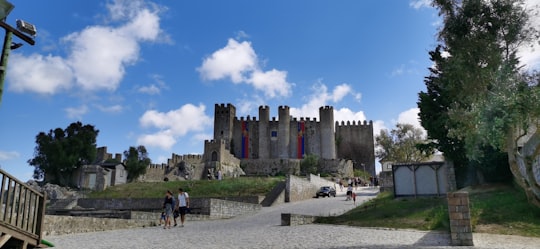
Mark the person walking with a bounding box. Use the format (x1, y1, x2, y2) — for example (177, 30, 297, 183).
(162, 190, 174, 229)
(177, 188, 190, 227)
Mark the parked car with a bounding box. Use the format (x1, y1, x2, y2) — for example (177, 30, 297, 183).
(316, 186, 336, 198)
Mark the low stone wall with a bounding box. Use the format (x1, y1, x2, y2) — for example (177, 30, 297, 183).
(208, 198, 261, 218)
(76, 197, 212, 214)
(77, 198, 163, 211)
(43, 215, 152, 236)
(286, 175, 319, 202)
(43, 198, 261, 236)
(307, 174, 335, 188)
(281, 213, 317, 226)
(213, 196, 264, 204)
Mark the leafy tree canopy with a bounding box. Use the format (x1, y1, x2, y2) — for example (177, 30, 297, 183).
(375, 123, 432, 163)
(28, 121, 99, 186)
(300, 154, 319, 175)
(124, 145, 151, 182)
(418, 0, 538, 184)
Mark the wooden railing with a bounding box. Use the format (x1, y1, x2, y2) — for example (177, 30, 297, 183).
(0, 169, 46, 248)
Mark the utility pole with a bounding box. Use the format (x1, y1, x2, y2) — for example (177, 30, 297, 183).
(0, 0, 36, 106)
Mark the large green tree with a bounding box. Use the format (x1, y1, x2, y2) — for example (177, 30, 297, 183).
(124, 145, 151, 182)
(300, 154, 319, 175)
(418, 0, 539, 185)
(28, 122, 99, 186)
(375, 123, 432, 163)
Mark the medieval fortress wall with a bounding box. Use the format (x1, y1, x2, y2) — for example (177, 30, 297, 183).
(216, 104, 336, 160)
(138, 103, 374, 182)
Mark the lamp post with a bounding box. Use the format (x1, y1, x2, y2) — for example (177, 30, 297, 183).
(361, 163, 366, 186)
(0, 0, 36, 106)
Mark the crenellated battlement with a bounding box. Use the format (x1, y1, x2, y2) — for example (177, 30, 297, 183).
(204, 139, 227, 145)
(292, 117, 318, 123)
(236, 116, 258, 121)
(335, 120, 373, 127)
(215, 103, 234, 109)
(319, 105, 333, 111)
(278, 105, 290, 111)
(146, 163, 168, 169)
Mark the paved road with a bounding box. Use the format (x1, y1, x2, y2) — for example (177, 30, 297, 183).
(45, 187, 540, 249)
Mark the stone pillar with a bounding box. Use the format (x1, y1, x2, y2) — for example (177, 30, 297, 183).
(447, 191, 473, 246)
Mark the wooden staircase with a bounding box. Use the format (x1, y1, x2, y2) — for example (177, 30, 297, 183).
(0, 169, 46, 249)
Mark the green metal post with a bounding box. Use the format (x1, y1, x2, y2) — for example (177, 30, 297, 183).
(0, 29, 12, 106)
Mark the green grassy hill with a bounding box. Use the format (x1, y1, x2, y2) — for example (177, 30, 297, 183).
(317, 183, 540, 237)
(87, 177, 283, 198)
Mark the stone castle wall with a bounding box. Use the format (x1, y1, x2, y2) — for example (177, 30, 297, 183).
(335, 120, 375, 175)
(215, 104, 341, 161)
(241, 158, 301, 176)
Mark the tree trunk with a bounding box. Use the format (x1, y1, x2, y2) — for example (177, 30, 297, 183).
(507, 124, 540, 207)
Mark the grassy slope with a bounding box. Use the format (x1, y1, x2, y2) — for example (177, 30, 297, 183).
(87, 177, 284, 198)
(317, 184, 540, 237)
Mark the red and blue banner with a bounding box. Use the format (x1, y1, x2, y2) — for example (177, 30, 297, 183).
(242, 121, 249, 158)
(297, 121, 305, 158)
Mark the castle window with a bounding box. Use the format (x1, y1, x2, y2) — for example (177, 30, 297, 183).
(211, 151, 218, 161)
(221, 131, 223, 135)
(271, 131, 278, 141)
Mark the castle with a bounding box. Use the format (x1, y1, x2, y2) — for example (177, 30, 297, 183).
(141, 103, 375, 181)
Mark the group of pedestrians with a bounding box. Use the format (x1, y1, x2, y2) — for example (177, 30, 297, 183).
(161, 188, 190, 229)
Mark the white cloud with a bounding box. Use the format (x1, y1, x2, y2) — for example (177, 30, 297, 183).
(8, 54, 73, 94)
(192, 133, 213, 145)
(249, 69, 291, 98)
(198, 39, 257, 83)
(138, 84, 161, 95)
(137, 131, 177, 150)
(7, 0, 165, 94)
(409, 0, 432, 9)
(332, 84, 353, 102)
(138, 103, 212, 150)
(96, 104, 124, 113)
(396, 107, 426, 136)
(197, 38, 292, 98)
(0, 150, 20, 160)
(65, 26, 140, 91)
(372, 120, 387, 138)
(518, 0, 540, 70)
(65, 105, 89, 119)
(334, 108, 367, 123)
(235, 30, 250, 40)
(138, 74, 168, 95)
(290, 82, 363, 120)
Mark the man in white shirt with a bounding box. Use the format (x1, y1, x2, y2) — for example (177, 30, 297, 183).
(176, 188, 190, 227)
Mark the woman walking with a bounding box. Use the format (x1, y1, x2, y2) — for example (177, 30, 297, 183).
(162, 190, 174, 229)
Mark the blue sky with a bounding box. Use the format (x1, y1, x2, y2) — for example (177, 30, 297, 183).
(1, 0, 539, 181)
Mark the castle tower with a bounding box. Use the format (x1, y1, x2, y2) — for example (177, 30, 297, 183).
(278, 106, 290, 158)
(258, 105, 270, 159)
(335, 120, 375, 176)
(214, 103, 236, 150)
(319, 106, 336, 159)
